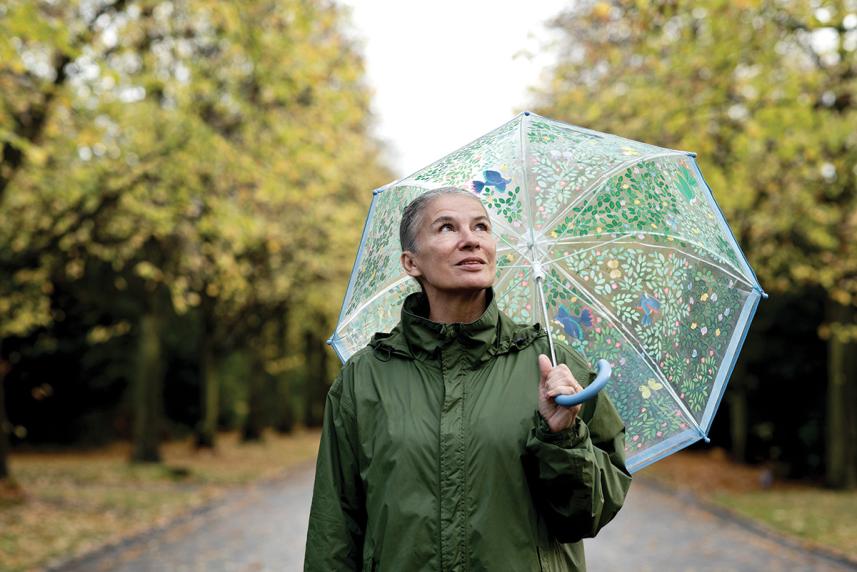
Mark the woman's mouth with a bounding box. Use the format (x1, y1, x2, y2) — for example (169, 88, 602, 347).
(456, 258, 485, 270)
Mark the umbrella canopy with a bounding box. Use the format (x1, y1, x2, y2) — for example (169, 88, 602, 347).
(328, 112, 766, 473)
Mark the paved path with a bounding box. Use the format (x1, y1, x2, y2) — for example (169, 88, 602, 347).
(56, 464, 856, 572)
(586, 482, 855, 572)
(55, 465, 315, 572)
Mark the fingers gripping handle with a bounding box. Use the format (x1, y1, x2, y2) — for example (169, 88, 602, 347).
(554, 359, 611, 407)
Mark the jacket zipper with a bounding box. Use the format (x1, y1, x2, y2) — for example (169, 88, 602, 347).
(437, 347, 447, 570)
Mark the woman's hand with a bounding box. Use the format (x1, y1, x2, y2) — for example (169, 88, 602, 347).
(537, 354, 583, 433)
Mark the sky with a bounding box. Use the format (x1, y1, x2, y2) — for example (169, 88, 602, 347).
(339, 0, 568, 178)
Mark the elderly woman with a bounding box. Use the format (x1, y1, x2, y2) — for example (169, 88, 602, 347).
(304, 187, 631, 571)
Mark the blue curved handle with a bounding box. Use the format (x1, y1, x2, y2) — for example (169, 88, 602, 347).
(555, 359, 611, 407)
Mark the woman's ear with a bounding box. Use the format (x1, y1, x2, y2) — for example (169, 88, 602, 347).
(401, 251, 423, 279)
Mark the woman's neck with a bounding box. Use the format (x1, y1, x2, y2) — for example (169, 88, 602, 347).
(424, 288, 488, 324)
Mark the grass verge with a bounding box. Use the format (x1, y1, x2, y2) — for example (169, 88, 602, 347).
(639, 448, 857, 563)
(712, 488, 857, 561)
(0, 430, 320, 572)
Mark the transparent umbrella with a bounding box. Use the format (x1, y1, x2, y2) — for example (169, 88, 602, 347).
(328, 112, 766, 473)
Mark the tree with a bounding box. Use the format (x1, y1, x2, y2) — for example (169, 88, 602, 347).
(0, 0, 139, 475)
(770, 0, 857, 490)
(533, 0, 857, 487)
(1, 0, 389, 470)
(171, 0, 389, 443)
(0, 342, 9, 480)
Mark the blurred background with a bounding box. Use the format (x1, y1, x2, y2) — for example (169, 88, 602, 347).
(1, 0, 855, 570)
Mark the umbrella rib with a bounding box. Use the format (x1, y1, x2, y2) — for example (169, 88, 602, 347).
(542, 232, 753, 289)
(337, 317, 389, 355)
(334, 274, 414, 333)
(547, 229, 745, 275)
(495, 228, 524, 255)
(491, 216, 522, 243)
(542, 232, 634, 265)
(494, 254, 527, 294)
(550, 264, 708, 441)
(537, 151, 686, 238)
(496, 244, 516, 256)
(494, 268, 528, 305)
(494, 269, 536, 325)
(561, 152, 692, 235)
(519, 112, 536, 235)
(629, 241, 751, 288)
(486, 214, 527, 259)
(497, 263, 538, 269)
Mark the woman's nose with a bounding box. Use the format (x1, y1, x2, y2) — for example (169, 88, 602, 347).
(459, 228, 480, 248)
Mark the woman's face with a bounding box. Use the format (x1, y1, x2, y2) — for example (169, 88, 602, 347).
(401, 193, 497, 297)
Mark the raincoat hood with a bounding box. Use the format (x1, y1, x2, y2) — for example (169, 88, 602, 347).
(369, 288, 544, 366)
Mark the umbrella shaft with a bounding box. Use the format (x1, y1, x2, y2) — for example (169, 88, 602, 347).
(535, 275, 558, 366)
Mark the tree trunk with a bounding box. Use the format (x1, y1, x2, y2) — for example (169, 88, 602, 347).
(0, 352, 9, 480)
(275, 375, 296, 434)
(274, 314, 294, 434)
(131, 292, 164, 463)
(242, 350, 265, 442)
(303, 328, 327, 428)
(729, 370, 749, 464)
(195, 327, 218, 449)
(825, 299, 857, 489)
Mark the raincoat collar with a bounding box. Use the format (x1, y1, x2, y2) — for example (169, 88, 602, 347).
(370, 288, 544, 366)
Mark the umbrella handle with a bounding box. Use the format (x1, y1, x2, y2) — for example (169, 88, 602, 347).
(554, 359, 611, 407)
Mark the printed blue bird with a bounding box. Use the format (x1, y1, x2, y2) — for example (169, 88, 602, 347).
(637, 293, 661, 326)
(555, 306, 593, 340)
(471, 170, 511, 193)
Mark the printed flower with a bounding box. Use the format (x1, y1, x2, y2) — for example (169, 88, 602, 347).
(639, 378, 663, 399)
(607, 259, 622, 279)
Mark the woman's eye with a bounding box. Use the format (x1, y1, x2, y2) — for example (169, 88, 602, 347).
(440, 223, 454, 232)
(475, 223, 489, 231)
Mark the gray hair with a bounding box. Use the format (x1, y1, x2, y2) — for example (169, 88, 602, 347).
(399, 187, 485, 253)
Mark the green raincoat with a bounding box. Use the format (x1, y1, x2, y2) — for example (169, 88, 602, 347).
(305, 290, 631, 571)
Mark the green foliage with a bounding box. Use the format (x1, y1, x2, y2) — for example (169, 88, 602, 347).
(0, 1, 389, 456)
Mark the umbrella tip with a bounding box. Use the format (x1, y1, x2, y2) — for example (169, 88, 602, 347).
(325, 337, 334, 346)
(523, 111, 531, 116)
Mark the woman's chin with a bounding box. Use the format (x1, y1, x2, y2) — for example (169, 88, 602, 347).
(448, 277, 494, 293)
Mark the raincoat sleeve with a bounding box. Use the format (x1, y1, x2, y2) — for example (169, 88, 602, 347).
(304, 371, 366, 571)
(524, 346, 632, 543)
